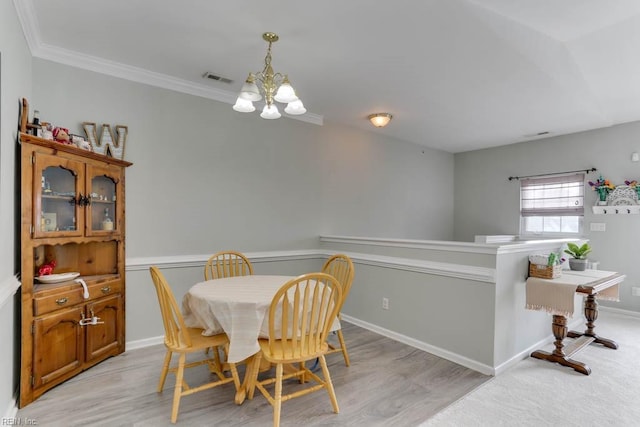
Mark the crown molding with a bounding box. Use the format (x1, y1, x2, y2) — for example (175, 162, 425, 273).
(13, 0, 40, 53)
(13, 0, 323, 126)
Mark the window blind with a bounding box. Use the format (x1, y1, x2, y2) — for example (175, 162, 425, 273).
(520, 173, 584, 217)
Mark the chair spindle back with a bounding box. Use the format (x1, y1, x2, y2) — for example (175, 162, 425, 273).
(267, 273, 342, 359)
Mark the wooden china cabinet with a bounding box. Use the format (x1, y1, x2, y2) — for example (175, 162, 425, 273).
(19, 126, 132, 407)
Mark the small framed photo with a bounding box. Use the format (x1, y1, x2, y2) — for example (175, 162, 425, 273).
(43, 212, 57, 232)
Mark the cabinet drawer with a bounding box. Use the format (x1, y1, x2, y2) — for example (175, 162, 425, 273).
(33, 278, 123, 316)
(87, 278, 123, 300)
(33, 289, 84, 316)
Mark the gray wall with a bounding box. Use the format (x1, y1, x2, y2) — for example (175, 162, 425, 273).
(31, 59, 455, 257)
(0, 0, 32, 416)
(454, 122, 640, 312)
(1, 0, 32, 417)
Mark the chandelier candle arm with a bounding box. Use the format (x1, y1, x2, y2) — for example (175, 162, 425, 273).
(233, 32, 305, 119)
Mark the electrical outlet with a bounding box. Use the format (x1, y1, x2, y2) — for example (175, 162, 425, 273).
(382, 297, 389, 310)
(590, 222, 606, 232)
(632, 287, 640, 297)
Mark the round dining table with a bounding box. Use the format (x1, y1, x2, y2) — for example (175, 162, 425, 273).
(183, 275, 298, 363)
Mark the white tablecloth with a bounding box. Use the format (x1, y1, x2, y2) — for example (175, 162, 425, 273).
(182, 275, 340, 363)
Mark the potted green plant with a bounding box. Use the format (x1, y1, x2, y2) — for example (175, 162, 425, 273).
(564, 242, 592, 271)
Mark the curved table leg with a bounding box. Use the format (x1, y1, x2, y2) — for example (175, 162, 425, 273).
(567, 294, 619, 349)
(530, 314, 592, 375)
(531, 350, 591, 376)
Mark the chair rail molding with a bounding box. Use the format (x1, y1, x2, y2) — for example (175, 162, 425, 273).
(127, 248, 496, 283)
(126, 250, 323, 271)
(0, 274, 21, 309)
(320, 234, 579, 255)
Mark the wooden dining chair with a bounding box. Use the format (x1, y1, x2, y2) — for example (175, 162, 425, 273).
(246, 272, 343, 427)
(149, 266, 241, 423)
(204, 250, 254, 280)
(322, 254, 355, 366)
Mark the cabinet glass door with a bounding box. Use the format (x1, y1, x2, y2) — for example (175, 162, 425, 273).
(86, 164, 122, 236)
(33, 153, 83, 238)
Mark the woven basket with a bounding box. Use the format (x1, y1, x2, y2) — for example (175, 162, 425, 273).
(528, 262, 562, 279)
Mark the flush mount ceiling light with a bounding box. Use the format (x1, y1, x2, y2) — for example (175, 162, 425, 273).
(233, 32, 306, 119)
(368, 113, 393, 128)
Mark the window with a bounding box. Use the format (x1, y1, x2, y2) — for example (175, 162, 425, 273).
(520, 173, 584, 235)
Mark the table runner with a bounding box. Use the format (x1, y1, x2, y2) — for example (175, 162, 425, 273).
(526, 270, 620, 317)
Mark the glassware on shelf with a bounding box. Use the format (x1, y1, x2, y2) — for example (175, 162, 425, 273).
(101, 208, 113, 231)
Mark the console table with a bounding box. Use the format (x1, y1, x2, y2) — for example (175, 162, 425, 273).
(525, 269, 624, 375)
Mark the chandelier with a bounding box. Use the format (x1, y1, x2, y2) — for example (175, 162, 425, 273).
(233, 32, 306, 119)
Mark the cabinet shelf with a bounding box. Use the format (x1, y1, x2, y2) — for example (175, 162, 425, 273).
(42, 194, 75, 200)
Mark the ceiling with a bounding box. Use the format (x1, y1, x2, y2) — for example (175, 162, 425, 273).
(14, 0, 640, 153)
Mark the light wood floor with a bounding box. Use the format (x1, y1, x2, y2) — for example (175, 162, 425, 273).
(16, 322, 489, 426)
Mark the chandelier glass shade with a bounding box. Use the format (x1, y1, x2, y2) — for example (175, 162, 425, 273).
(368, 113, 393, 128)
(233, 32, 306, 118)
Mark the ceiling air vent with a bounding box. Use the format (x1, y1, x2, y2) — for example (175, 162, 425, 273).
(202, 72, 233, 84)
(524, 131, 551, 138)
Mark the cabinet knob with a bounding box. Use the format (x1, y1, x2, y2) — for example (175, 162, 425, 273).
(55, 297, 68, 305)
(101, 286, 111, 294)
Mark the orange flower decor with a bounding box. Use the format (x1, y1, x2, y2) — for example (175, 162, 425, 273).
(588, 176, 615, 202)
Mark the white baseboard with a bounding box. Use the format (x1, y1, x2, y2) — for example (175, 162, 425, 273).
(3, 395, 18, 424)
(341, 314, 495, 376)
(599, 305, 640, 318)
(126, 335, 164, 351)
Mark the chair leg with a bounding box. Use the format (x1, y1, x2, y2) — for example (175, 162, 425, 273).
(318, 355, 339, 414)
(274, 363, 284, 427)
(336, 329, 350, 366)
(213, 346, 222, 370)
(298, 361, 307, 383)
(157, 349, 173, 392)
(171, 353, 186, 424)
(247, 352, 262, 400)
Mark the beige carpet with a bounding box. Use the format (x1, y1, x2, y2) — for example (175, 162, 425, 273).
(422, 311, 640, 426)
